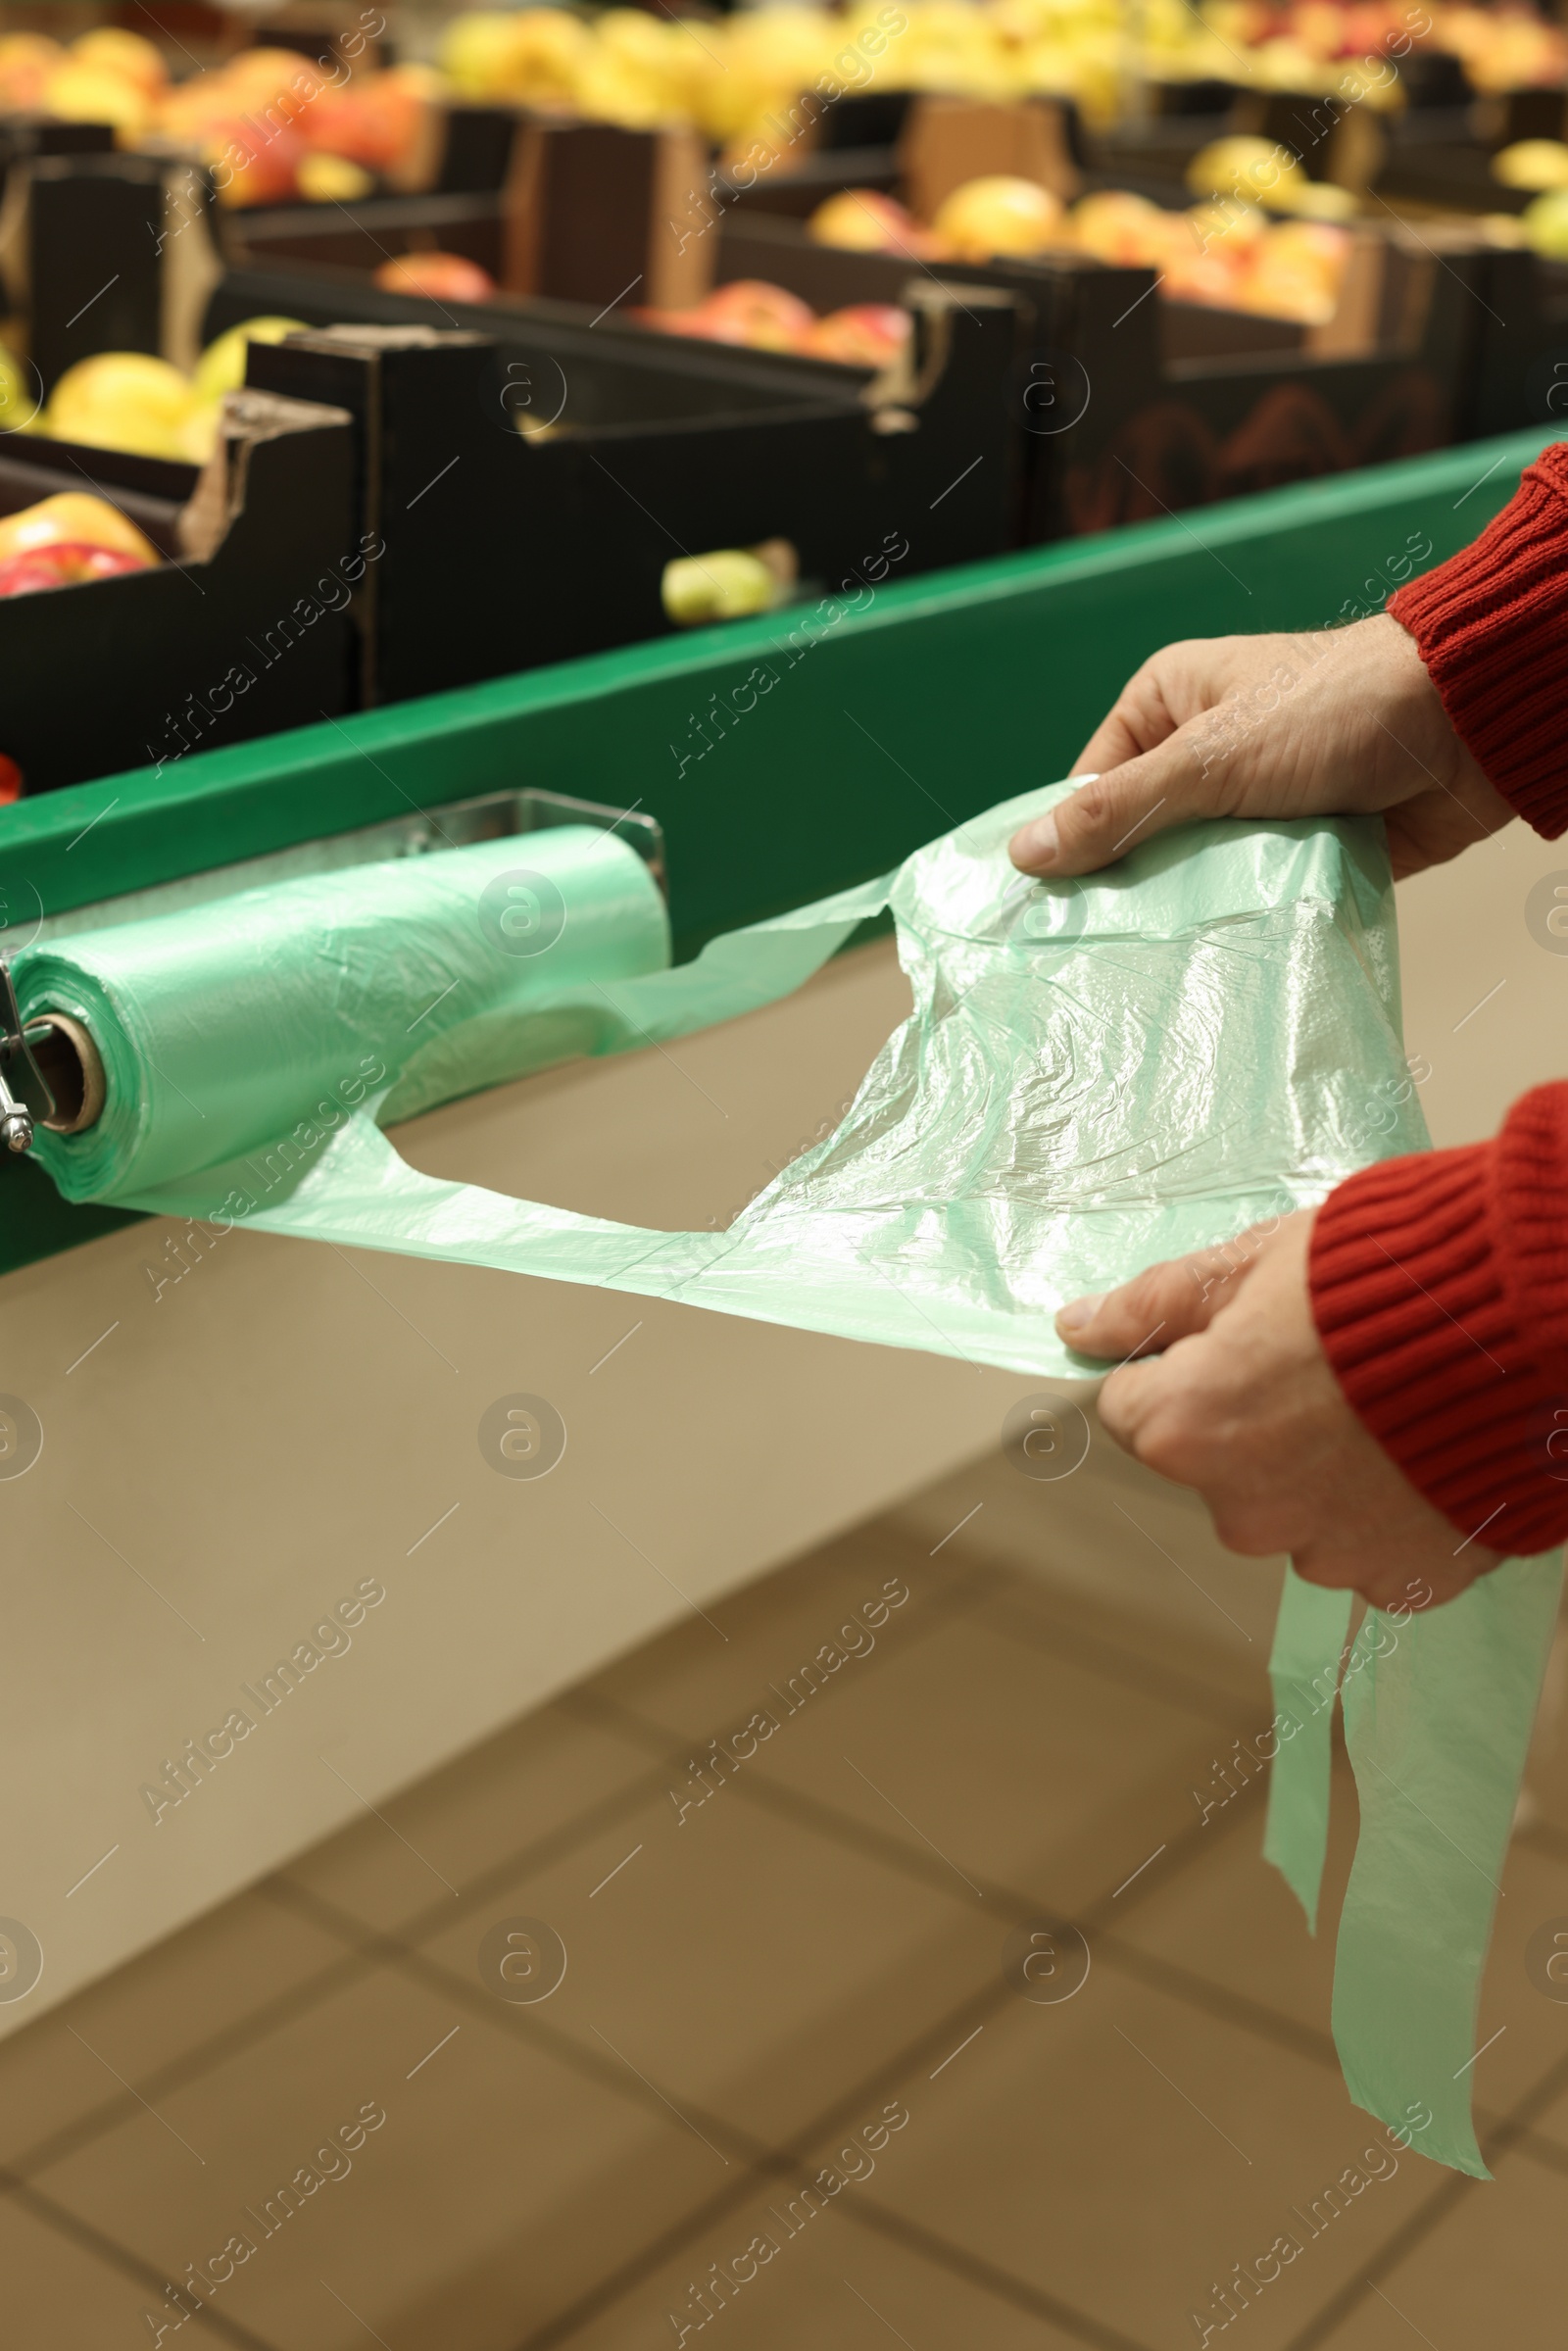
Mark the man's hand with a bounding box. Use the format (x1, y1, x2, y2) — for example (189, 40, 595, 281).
(1058, 1210, 1503, 1609)
(1010, 614, 1513, 883)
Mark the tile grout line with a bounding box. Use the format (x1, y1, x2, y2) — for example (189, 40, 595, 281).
(1281, 2040, 1568, 2351)
(0, 1550, 1015, 2192)
(2, 1941, 372, 2185)
(260, 1760, 1332, 2350)
(978, 1582, 1261, 1727)
(264, 1844, 1167, 2348)
(577, 1684, 1344, 2068)
(0, 2164, 283, 2350)
(2, 1539, 1300, 2337)
(840, 2192, 1159, 2351)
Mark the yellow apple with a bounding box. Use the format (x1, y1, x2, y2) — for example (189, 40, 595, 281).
(45, 353, 199, 463)
(1524, 188, 1568, 260)
(193, 317, 308, 406)
(932, 174, 1064, 260)
(1188, 136, 1307, 209)
(70, 26, 168, 95)
(43, 62, 155, 140)
(662, 550, 778, 625)
(296, 152, 375, 203)
(1494, 140, 1568, 194)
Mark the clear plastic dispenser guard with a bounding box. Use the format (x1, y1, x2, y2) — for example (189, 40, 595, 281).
(18, 783, 1561, 2178)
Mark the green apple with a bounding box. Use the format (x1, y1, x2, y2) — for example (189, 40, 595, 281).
(193, 316, 308, 407)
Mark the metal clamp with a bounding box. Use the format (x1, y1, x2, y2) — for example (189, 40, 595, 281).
(0, 960, 55, 1154)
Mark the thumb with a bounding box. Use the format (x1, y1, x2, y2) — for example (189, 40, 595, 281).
(1010, 735, 1224, 878)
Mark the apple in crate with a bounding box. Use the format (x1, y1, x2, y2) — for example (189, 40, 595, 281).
(931, 175, 1064, 262)
(0, 543, 149, 597)
(0, 488, 159, 614)
(696, 279, 814, 350)
(799, 304, 909, 365)
(373, 252, 496, 302)
(808, 190, 942, 259)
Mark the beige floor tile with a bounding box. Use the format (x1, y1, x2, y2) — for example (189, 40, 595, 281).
(828, 1965, 1454, 2351)
(0, 2190, 255, 2351)
(0, 1890, 352, 2175)
(415, 1767, 998, 2148)
(1310, 2147, 1568, 2350)
(1516, 2054, 1568, 2156)
(695, 1593, 1255, 1917)
(515, 2175, 1097, 2351)
(582, 1515, 1002, 1748)
(1112, 1753, 1353, 2046)
(29, 1961, 727, 2351)
(883, 1419, 1286, 1695)
(277, 1699, 662, 1937)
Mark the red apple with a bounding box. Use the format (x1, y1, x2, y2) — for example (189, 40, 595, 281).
(373, 251, 496, 303)
(0, 542, 150, 597)
(692, 279, 815, 350)
(798, 304, 909, 366)
(302, 71, 431, 175)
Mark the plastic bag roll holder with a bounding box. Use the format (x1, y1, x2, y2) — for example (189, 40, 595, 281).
(0, 959, 101, 1152)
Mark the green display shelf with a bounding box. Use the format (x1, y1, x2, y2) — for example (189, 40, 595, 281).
(1, 425, 1552, 1279)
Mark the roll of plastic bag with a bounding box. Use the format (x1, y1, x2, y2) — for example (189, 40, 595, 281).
(17, 778, 1561, 2171)
(22, 824, 671, 1202)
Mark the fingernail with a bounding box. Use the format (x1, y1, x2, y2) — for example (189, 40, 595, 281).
(1017, 813, 1058, 869)
(1056, 1295, 1102, 1337)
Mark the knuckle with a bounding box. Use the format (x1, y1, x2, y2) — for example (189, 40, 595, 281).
(1065, 779, 1114, 837)
(1130, 1408, 1195, 1483)
(1102, 1270, 1175, 1346)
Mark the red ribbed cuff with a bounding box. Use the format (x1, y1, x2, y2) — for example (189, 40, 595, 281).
(1309, 1088, 1568, 1557)
(1389, 439, 1568, 839)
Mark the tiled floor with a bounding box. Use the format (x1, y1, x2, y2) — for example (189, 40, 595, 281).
(5, 1429, 1567, 2350)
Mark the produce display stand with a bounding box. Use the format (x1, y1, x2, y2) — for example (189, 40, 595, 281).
(713, 200, 1486, 536)
(1377, 82, 1568, 213)
(1, 419, 1544, 1282)
(225, 181, 513, 279)
(1464, 242, 1568, 439)
(0, 421, 1549, 2016)
(213, 268, 1021, 694)
(204, 101, 1486, 548)
(2, 153, 1018, 788)
(0, 388, 359, 795)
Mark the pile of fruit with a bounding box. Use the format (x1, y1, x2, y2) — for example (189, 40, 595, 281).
(7, 317, 306, 465)
(0, 27, 437, 207)
(809, 160, 1352, 323)
(441, 2, 1131, 143)
(637, 280, 909, 365)
(6, 5, 1566, 220)
(438, 0, 1568, 161)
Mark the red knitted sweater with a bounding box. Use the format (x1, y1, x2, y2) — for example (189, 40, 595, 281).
(1308, 439, 1568, 1555)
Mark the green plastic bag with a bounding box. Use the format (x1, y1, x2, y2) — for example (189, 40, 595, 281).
(18, 781, 1560, 2168)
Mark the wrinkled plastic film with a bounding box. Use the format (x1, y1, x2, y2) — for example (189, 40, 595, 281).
(1262, 1569, 1354, 1934)
(16, 780, 1557, 2170)
(23, 784, 1429, 1377)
